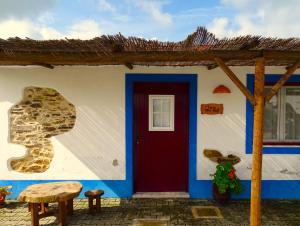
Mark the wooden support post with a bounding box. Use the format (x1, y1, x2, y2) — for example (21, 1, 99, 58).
(265, 60, 300, 102)
(214, 57, 255, 105)
(250, 58, 265, 226)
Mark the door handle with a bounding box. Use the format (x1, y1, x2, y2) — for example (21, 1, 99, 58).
(136, 135, 144, 145)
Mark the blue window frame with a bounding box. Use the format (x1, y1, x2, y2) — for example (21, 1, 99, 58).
(246, 74, 300, 154)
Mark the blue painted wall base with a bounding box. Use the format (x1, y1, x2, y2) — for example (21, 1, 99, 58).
(2, 180, 300, 199)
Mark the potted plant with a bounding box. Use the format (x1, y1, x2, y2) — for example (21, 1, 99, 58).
(211, 162, 242, 205)
(0, 186, 12, 208)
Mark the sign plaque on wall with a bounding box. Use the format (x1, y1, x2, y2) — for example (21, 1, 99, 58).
(201, 103, 224, 115)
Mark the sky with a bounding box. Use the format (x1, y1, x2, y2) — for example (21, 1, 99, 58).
(0, 0, 299, 41)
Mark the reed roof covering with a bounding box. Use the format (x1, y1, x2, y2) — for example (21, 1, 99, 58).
(1, 27, 300, 68)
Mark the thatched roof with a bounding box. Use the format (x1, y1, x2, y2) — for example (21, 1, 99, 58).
(0, 27, 300, 68)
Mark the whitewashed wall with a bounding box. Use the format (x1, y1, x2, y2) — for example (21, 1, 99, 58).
(0, 65, 299, 181)
(0, 66, 126, 180)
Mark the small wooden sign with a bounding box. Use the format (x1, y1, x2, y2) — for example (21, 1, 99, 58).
(201, 104, 224, 115)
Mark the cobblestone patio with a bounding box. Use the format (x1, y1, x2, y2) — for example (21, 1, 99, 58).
(1, 198, 300, 226)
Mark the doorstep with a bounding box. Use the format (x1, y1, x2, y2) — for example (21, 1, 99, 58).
(132, 192, 190, 198)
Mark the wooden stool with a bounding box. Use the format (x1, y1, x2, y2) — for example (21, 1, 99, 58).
(84, 190, 104, 214)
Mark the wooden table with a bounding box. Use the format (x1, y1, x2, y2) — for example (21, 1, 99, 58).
(18, 182, 82, 226)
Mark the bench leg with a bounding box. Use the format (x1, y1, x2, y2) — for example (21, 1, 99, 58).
(96, 197, 101, 213)
(67, 199, 74, 215)
(88, 197, 94, 214)
(30, 203, 40, 226)
(58, 201, 67, 226)
(40, 202, 49, 214)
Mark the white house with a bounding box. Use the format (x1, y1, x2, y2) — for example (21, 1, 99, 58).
(1, 28, 300, 203)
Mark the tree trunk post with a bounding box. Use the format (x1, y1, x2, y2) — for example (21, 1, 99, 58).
(250, 57, 265, 226)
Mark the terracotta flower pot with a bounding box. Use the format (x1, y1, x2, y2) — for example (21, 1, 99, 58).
(0, 194, 6, 208)
(212, 183, 231, 205)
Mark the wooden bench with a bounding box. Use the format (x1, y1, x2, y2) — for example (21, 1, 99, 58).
(84, 189, 104, 214)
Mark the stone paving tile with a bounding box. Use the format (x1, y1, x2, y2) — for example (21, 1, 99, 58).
(0, 199, 300, 225)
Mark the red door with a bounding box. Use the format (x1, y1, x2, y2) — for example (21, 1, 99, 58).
(134, 83, 189, 192)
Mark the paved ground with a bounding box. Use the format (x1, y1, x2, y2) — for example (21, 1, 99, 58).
(1, 198, 300, 226)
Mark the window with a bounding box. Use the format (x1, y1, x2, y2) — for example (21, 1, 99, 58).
(246, 74, 300, 154)
(149, 95, 174, 131)
(264, 86, 300, 143)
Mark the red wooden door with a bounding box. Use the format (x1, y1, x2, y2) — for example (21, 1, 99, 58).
(133, 83, 189, 192)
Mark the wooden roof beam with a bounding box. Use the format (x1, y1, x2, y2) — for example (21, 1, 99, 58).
(32, 62, 54, 69)
(207, 63, 219, 70)
(0, 50, 299, 66)
(265, 60, 300, 102)
(124, 62, 133, 70)
(214, 57, 255, 105)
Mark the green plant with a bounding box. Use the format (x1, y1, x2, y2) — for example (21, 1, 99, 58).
(211, 162, 243, 194)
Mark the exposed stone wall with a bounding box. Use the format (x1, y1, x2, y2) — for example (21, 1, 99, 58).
(9, 87, 76, 173)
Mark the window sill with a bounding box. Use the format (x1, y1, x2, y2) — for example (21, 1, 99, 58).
(263, 142, 300, 146)
(262, 146, 300, 154)
(246, 145, 300, 154)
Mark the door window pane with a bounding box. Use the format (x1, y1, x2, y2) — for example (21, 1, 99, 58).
(162, 99, 171, 112)
(162, 112, 171, 127)
(264, 88, 278, 140)
(153, 99, 161, 112)
(285, 87, 300, 140)
(149, 95, 174, 131)
(153, 112, 161, 127)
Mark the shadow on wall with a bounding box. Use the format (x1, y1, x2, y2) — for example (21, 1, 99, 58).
(56, 104, 125, 179)
(53, 104, 129, 197)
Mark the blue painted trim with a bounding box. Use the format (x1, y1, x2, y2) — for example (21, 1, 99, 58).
(0, 180, 132, 199)
(185, 180, 300, 199)
(246, 74, 300, 154)
(3, 179, 300, 199)
(125, 73, 198, 197)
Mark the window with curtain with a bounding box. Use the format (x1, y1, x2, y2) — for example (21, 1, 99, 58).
(264, 86, 300, 143)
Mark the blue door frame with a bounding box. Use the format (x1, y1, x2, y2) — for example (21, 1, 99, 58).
(125, 74, 199, 196)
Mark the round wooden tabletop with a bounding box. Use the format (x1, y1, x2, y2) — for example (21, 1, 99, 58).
(18, 181, 83, 203)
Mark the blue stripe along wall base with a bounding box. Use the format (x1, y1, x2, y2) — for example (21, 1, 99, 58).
(2, 180, 300, 199)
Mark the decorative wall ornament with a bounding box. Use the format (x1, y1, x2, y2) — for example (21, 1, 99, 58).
(9, 87, 76, 173)
(213, 85, 231, 94)
(201, 104, 224, 115)
(203, 149, 241, 165)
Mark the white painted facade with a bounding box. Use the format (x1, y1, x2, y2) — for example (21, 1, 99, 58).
(0, 65, 300, 182)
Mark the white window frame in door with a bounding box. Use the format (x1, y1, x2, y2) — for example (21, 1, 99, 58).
(149, 95, 175, 131)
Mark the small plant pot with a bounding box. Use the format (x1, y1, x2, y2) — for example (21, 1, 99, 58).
(212, 184, 231, 205)
(0, 194, 6, 208)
